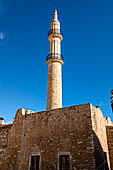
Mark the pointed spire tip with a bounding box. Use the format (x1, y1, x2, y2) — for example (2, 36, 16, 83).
(54, 9, 58, 20)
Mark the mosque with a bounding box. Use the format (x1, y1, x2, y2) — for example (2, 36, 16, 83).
(0, 10, 113, 170)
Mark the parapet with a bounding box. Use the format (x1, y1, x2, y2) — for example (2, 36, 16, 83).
(21, 108, 35, 116)
(105, 116, 113, 126)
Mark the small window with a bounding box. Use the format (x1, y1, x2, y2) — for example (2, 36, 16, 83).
(30, 155, 40, 170)
(59, 154, 71, 170)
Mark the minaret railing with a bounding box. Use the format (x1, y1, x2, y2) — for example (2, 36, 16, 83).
(48, 29, 63, 36)
(46, 53, 64, 62)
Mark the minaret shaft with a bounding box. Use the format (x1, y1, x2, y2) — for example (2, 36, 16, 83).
(47, 62, 62, 110)
(46, 10, 64, 110)
(50, 38, 61, 55)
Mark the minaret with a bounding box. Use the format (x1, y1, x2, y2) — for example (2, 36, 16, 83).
(111, 90, 113, 112)
(46, 10, 64, 110)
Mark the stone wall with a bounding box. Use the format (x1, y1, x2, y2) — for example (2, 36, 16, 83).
(91, 105, 110, 169)
(106, 126, 113, 170)
(1, 104, 96, 170)
(0, 124, 12, 167)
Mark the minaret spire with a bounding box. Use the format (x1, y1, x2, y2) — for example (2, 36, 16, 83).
(46, 10, 64, 110)
(54, 9, 58, 20)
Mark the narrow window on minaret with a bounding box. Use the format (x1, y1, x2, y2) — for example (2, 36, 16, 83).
(57, 39, 58, 58)
(59, 154, 71, 170)
(54, 39, 55, 57)
(50, 41, 52, 55)
(30, 155, 40, 170)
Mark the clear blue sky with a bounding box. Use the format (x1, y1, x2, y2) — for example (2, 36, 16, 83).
(0, 0, 113, 123)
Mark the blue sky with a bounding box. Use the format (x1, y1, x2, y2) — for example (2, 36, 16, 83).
(0, 0, 113, 123)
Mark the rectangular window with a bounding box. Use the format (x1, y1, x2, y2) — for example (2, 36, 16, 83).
(59, 154, 70, 170)
(30, 155, 40, 170)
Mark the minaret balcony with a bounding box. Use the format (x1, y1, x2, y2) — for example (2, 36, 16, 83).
(48, 29, 63, 37)
(46, 53, 64, 62)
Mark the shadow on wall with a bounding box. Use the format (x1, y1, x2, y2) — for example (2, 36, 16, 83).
(93, 130, 109, 170)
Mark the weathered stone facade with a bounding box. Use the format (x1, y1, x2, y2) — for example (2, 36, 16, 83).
(0, 103, 113, 170)
(106, 126, 113, 170)
(0, 104, 95, 170)
(0, 124, 12, 167)
(91, 105, 112, 169)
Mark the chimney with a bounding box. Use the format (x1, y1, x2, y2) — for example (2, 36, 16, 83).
(111, 90, 113, 112)
(0, 118, 4, 125)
